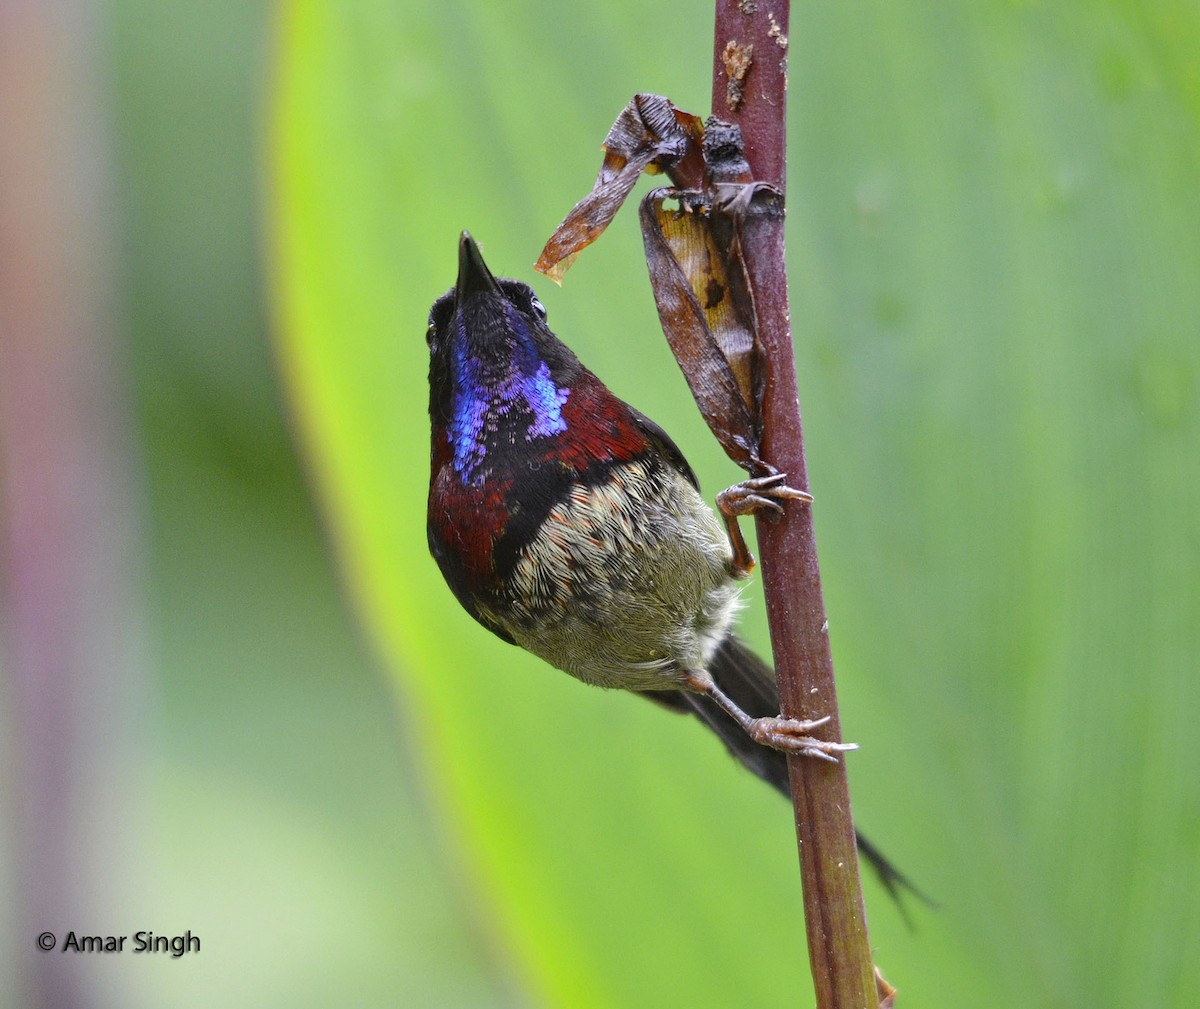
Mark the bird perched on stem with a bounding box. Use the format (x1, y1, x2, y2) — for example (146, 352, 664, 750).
(427, 231, 911, 901)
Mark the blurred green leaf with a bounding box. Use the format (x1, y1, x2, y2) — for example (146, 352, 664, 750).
(271, 1, 1200, 1006)
(97, 1, 508, 1006)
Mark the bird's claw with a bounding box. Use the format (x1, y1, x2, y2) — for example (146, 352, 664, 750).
(717, 473, 813, 520)
(717, 472, 813, 575)
(749, 714, 857, 762)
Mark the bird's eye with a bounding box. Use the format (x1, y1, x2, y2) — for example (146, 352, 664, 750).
(530, 297, 547, 320)
(425, 323, 436, 348)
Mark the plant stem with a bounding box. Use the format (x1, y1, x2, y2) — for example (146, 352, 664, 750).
(710, 2, 880, 1005)
(0, 6, 141, 1007)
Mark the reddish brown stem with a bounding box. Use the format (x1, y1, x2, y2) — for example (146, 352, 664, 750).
(711, 2, 881, 1005)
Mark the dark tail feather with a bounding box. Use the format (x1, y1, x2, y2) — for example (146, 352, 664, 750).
(676, 635, 927, 911)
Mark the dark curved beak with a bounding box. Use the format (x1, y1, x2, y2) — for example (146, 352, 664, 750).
(455, 231, 502, 306)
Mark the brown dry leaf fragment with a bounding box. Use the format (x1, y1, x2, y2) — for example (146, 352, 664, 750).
(721, 40, 753, 110)
(535, 94, 703, 284)
(639, 188, 761, 470)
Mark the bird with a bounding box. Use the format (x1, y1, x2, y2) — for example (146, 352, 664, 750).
(426, 231, 913, 902)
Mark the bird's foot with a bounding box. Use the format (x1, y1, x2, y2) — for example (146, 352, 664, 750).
(716, 473, 813, 574)
(716, 472, 812, 520)
(748, 714, 858, 763)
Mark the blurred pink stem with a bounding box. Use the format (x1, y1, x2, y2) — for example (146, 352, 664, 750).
(0, 5, 142, 1007)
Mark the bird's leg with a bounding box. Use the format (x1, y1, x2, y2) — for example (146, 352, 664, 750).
(678, 670, 857, 762)
(716, 472, 813, 575)
(709, 474, 843, 759)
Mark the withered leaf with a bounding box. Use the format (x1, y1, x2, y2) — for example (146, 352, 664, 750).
(535, 94, 704, 284)
(536, 102, 773, 471)
(639, 187, 762, 471)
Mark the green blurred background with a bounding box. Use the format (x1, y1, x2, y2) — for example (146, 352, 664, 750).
(3, 1, 1199, 1007)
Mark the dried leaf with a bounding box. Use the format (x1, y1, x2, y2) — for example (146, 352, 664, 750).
(536, 103, 772, 471)
(639, 188, 761, 470)
(535, 94, 703, 283)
